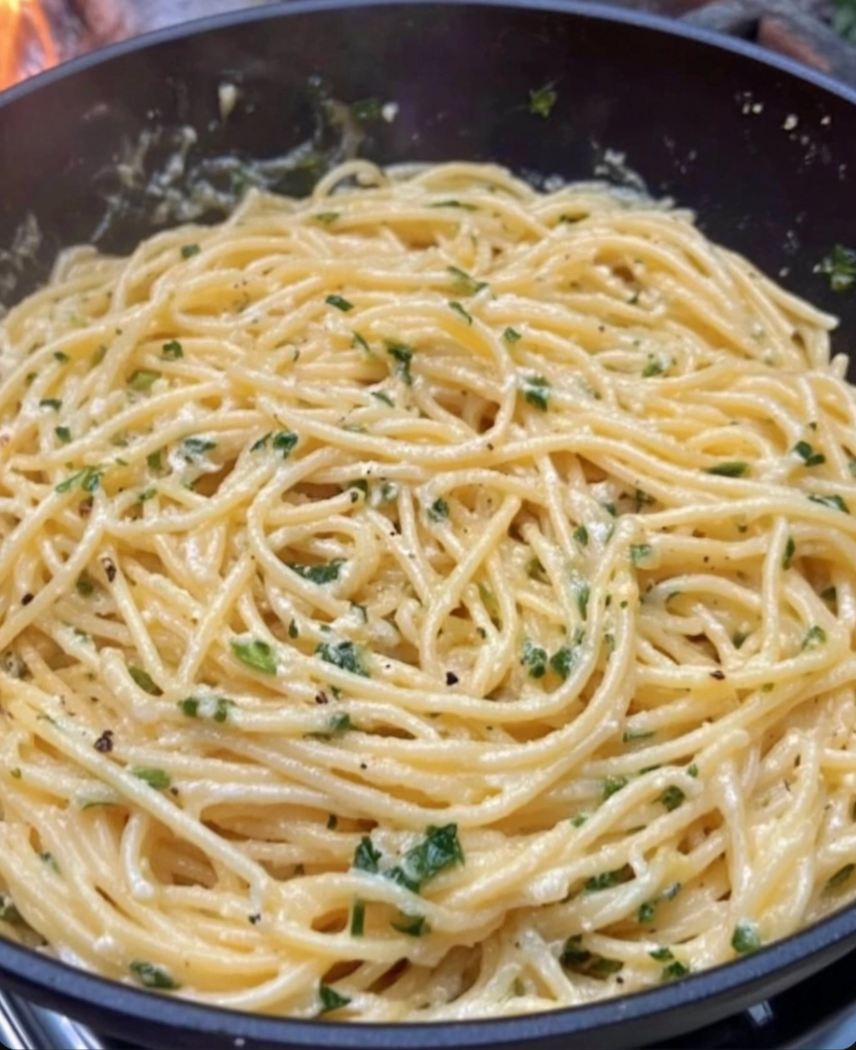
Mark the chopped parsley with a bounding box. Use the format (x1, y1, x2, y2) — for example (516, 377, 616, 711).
(132, 768, 171, 790)
(391, 913, 430, 937)
(731, 920, 761, 954)
(128, 667, 161, 695)
(522, 639, 548, 679)
(182, 437, 217, 459)
(783, 536, 796, 570)
(372, 391, 394, 407)
(448, 300, 473, 325)
(641, 357, 664, 378)
(287, 560, 345, 585)
(603, 775, 629, 800)
(231, 638, 277, 675)
(314, 211, 340, 224)
(427, 498, 449, 523)
(662, 960, 691, 982)
(529, 84, 557, 118)
(623, 728, 655, 743)
(630, 543, 653, 566)
(39, 398, 62, 411)
(793, 440, 826, 467)
(387, 342, 413, 385)
(326, 294, 354, 312)
(430, 199, 478, 211)
(352, 332, 370, 353)
(818, 244, 856, 292)
(550, 642, 580, 681)
(808, 493, 849, 513)
(584, 864, 633, 893)
(162, 340, 183, 359)
(55, 466, 103, 494)
(316, 639, 369, 677)
(447, 266, 487, 296)
(521, 374, 551, 411)
(802, 624, 827, 649)
(560, 936, 623, 979)
(706, 461, 749, 477)
(318, 983, 351, 1015)
(660, 785, 686, 811)
(353, 836, 382, 873)
(178, 697, 200, 717)
(385, 824, 464, 893)
(54, 426, 72, 444)
(130, 961, 180, 990)
(180, 244, 201, 259)
(573, 524, 589, 546)
(576, 581, 590, 619)
(350, 898, 365, 936)
(503, 327, 522, 343)
(76, 572, 95, 597)
(129, 369, 160, 392)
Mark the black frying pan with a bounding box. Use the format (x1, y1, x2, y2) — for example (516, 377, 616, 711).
(1, 2, 856, 1047)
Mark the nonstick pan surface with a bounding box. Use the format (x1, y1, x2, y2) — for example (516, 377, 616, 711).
(1, 3, 856, 1047)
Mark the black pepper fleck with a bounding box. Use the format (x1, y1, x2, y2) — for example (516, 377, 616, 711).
(445, 671, 459, 686)
(101, 557, 117, 583)
(94, 730, 113, 753)
(315, 691, 329, 705)
(21, 594, 33, 606)
(710, 669, 726, 680)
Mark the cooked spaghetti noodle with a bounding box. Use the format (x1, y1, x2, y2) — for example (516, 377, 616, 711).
(0, 161, 855, 1020)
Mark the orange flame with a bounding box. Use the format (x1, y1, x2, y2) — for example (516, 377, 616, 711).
(0, 0, 59, 93)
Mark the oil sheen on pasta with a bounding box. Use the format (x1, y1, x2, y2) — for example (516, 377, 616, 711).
(0, 161, 855, 1020)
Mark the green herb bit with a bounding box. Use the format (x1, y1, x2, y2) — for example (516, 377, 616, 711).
(371, 391, 394, 407)
(288, 619, 299, 639)
(350, 898, 365, 936)
(448, 300, 472, 325)
(584, 864, 633, 893)
(503, 327, 522, 343)
(783, 536, 796, 570)
(529, 84, 557, 118)
(250, 432, 271, 452)
(354, 836, 382, 873)
(447, 266, 487, 296)
(428, 498, 449, 523)
(649, 947, 674, 962)
(138, 488, 157, 503)
(178, 697, 200, 717)
(213, 697, 233, 723)
(352, 332, 370, 353)
(576, 581, 590, 619)
(318, 983, 351, 1015)
(182, 437, 217, 459)
(54, 351, 70, 363)
(521, 374, 551, 411)
(624, 728, 655, 743)
(391, 913, 430, 937)
(9, 769, 21, 780)
(793, 440, 826, 467)
(641, 357, 664, 378)
(826, 863, 855, 891)
(802, 624, 827, 649)
(129, 369, 161, 392)
(288, 560, 344, 585)
(550, 643, 579, 681)
(687, 764, 699, 778)
(162, 340, 184, 359)
(147, 449, 163, 473)
(54, 426, 72, 444)
(603, 775, 629, 800)
(272, 430, 299, 459)
(559, 936, 591, 969)
(571, 814, 588, 827)
(39, 851, 59, 872)
(430, 199, 478, 211)
(522, 639, 548, 679)
(129, 666, 161, 695)
(132, 768, 171, 790)
(76, 572, 95, 597)
(731, 920, 761, 954)
(130, 960, 180, 990)
(808, 493, 849, 513)
(231, 638, 277, 675)
(315, 211, 340, 224)
(316, 640, 369, 677)
(319, 711, 352, 737)
(630, 543, 653, 566)
(706, 461, 749, 477)
(180, 244, 201, 259)
(326, 293, 354, 312)
(818, 244, 856, 293)
(662, 961, 691, 982)
(0, 897, 22, 924)
(387, 342, 413, 385)
(39, 398, 62, 411)
(637, 901, 657, 924)
(660, 786, 686, 812)
(55, 465, 104, 494)
(385, 823, 464, 893)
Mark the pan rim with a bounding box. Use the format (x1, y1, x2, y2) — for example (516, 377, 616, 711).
(1, 0, 856, 1045)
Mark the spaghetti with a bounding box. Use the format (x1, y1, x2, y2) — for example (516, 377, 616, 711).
(0, 161, 855, 1020)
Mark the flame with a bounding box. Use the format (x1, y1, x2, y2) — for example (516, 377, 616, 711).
(0, 0, 59, 93)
